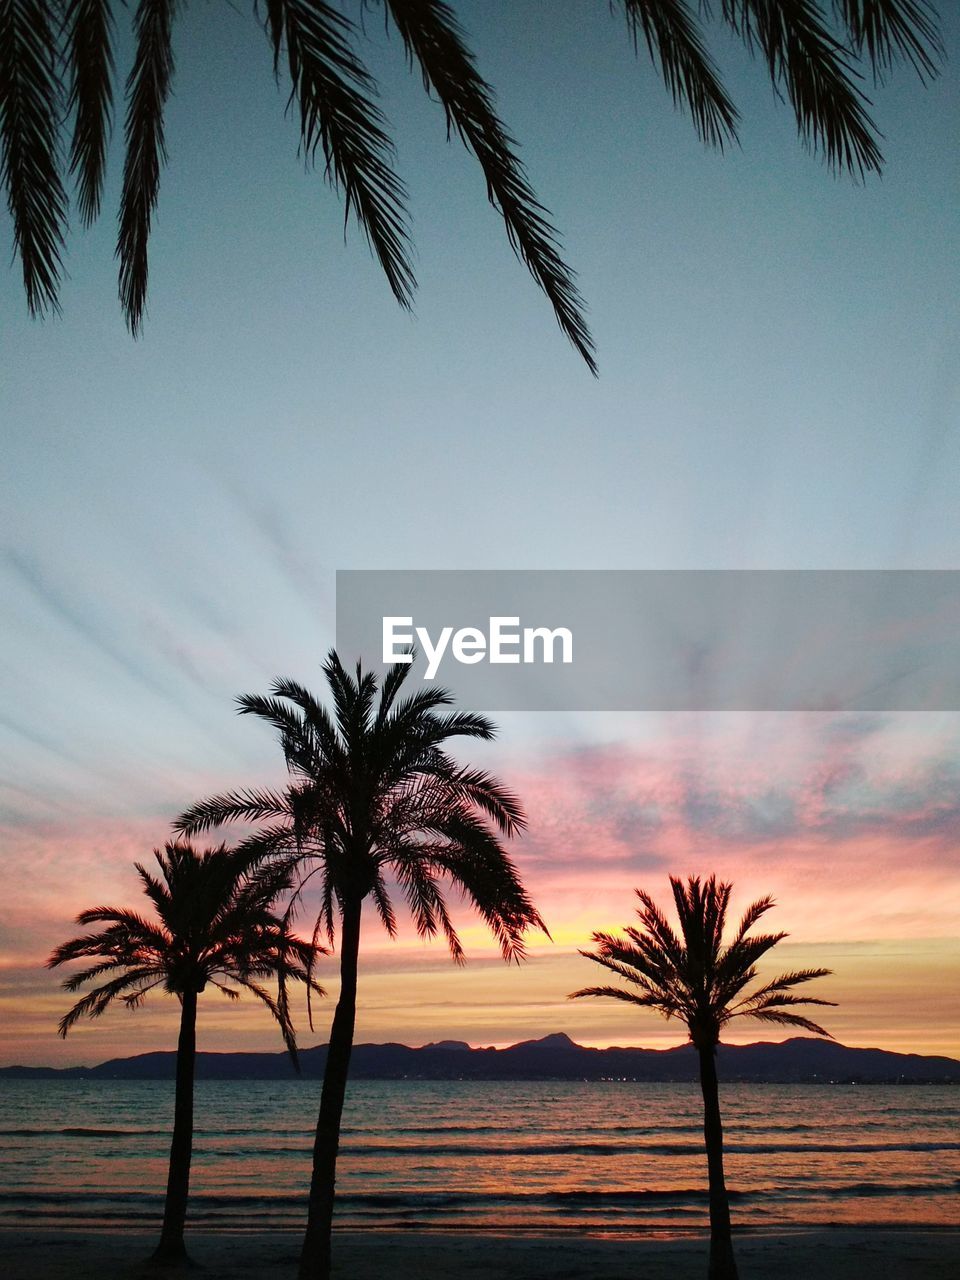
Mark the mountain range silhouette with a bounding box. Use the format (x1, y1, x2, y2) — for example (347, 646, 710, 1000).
(5, 1034, 958, 1083)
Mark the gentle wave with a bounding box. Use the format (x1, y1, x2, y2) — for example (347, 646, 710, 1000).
(3, 1079, 958, 1232)
(11, 1141, 957, 1162)
(333, 1139, 960, 1157)
(1, 1182, 952, 1213)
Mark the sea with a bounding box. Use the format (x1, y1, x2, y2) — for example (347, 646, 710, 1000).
(1, 1079, 957, 1234)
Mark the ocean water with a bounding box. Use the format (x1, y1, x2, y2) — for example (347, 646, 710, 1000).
(0, 1079, 957, 1234)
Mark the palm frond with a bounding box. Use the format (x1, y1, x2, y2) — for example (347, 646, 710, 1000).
(835, 0, 943, 82)
(426, 764, 527, 836)
(55, 957, 140, 990)
(58, 906, 169, 952)
(234, 974, 301, 1069)
(734, 966, 834, 1006)
(619, 0, 740, 147)
(420, 831, 548, 962)
(210, 979, 242, 999)
(731, 969, 837, 1027)
(718, 929, 788, 978)
(729, 894, 775, 947)
(120, 977, 164, 1010)
(723, 0, 883, 176)
(65, 0, 114, 224)
(568, 982, 670, 1012)
(0, 0, 67, 314)
(266, 679, 346, 763)
(117, 0, 176, 334)
(373, 654, 416, 725)
(634, 888, 686, 971)
(746, 991, 837, 1011)
(237, 691, 309, 742)
(266, 1, 414, 307)
(134, 856, 172, 918)
(746, 1007, 834, 1036)
(175, 787, 292, 834)
(579, 945, 683, 1005)
(393, 851, 465, 961)
(424, 709, 498, 740)
(56, 967, 159, 1036)
(382, 0, 596, 373)
(369, 868, 399, 939)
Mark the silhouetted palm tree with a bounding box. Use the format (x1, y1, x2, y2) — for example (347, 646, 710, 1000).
(48, 841, 324, 1266)
(572, 875, 834, 1280)
(1, 3, 943, 367)
(175, 651, 546, 1280)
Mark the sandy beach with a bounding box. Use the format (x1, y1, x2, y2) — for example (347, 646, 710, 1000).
(3, 1228, 959, 1280)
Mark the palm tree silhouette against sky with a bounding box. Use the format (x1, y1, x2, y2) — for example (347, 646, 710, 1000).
(1, 2, 943, 367)
(175, 651, 546, 1280)
(572, 875, 835, 1280)
(48, 841, 324, 1266)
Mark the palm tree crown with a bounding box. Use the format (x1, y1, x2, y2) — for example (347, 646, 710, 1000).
(2, 3, 943, 366)
(572, 874, 834, 1049)
(175, 652, 546, 959)
(49, 841, 323, 1059)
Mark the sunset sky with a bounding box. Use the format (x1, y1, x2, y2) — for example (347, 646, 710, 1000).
(1, 3, 958, 1066)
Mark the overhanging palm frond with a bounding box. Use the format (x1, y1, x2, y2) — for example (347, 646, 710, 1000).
(0, 0, 67, 314)
(265, 0, 415, 308)
(835, 0, 943, 82)
(117, 0, 176, 334)
(722, 0, 883, 176)
(619, 0, 740, 148)
(382, 0, 597, 374)
(65, 0, 114, 224)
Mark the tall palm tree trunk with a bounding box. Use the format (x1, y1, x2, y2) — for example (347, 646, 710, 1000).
(154, 986, 198, 1264)
(697, 1042, 739, 1280)
(299, 897, 362, 1280)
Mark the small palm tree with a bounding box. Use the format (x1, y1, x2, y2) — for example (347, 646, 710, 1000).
(572, 875, 834, 1280)
(175, 651, 546, 1280)
(2, 3, 942, 365)
(48, 841, 324, 1266)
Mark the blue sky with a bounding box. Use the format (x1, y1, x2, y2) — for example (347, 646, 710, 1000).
(1, 3, 958, 1062)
